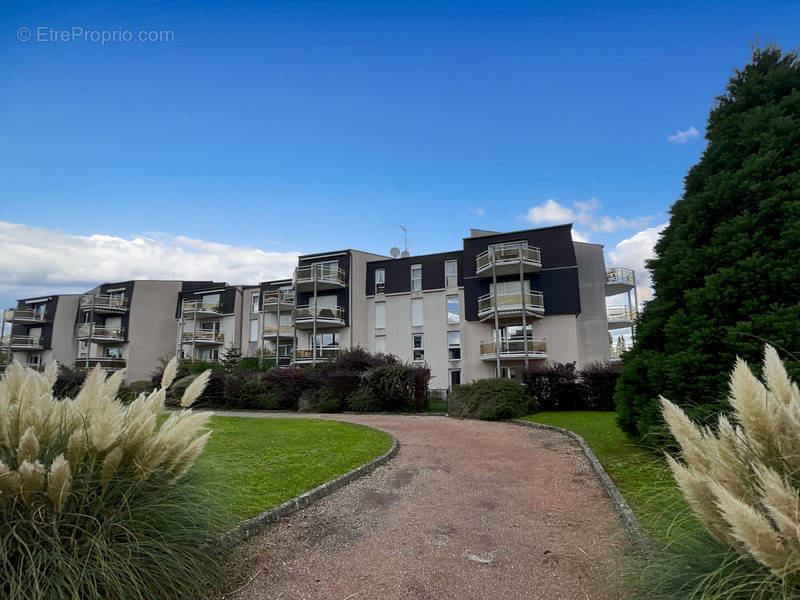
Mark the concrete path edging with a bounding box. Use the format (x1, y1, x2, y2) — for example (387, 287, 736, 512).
(228, 424, 399, 543)
(512, 418, 654, 557)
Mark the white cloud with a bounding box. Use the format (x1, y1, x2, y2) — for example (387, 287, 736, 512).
(523, 197, 654, 238)
(469, 208, 485, 216)
(667, 125, 699, 144)
(607, 222, 668, 302)
(571, 229, 590, 243)
(0, 221, 301, 306)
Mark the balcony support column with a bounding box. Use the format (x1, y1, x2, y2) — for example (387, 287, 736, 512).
(275, 289, 281, 367)
(631, 271, 639, 343)
(492, 252, 501, 377)
(191, 302, 197, 363)
(312, 272, 318, 367)
(519, 255, 529, 369)
(85, 297, 94, 370)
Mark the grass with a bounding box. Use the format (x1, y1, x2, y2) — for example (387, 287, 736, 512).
(521, 411, 696, 544)
(189, 416, 392, 521)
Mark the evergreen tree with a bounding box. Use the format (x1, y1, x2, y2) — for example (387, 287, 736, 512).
(220, 346, 242, 370)
(615, 44, 800, 445)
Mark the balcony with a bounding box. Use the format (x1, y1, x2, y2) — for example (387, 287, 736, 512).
(477, 291, 545, 321)
(4, 308, 48, 323)
(182, 299, 223, 319)
(181, 331, 225, 345)
(607, 306, 637, 329)
(24, 363, 46, 372)
(480, 338, 548, 361)
(1, 335, 44, 350)
(75, 325, 126, 344)
(476, 244, 542, 277)
(293, 346, 342, 363)
(606, 267, 635, 296)
(263, 324, 294, 339)
(262, 290, 295, 312)
(293, 305, 346, 329)
(294, 265, 346, 292)
(80, 294, 128, 314)
(76, 357, 127, 371)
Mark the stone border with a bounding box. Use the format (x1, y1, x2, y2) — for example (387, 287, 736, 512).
(512, 419, 654, 556)
(228, 425, 399, 543)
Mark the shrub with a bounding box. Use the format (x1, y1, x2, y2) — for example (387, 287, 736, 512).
(349, 364, 430, 413)
(662, 345, 800, 585)
(522, 362, 584, 411)
(578, 361, 621, 411)
(53, 366, 87, 398)
(345, 384, 378, 412)
(448, 378, 534, 420)
(117, 379, 155, 404)
(264, 367, 312, 410)
(0, 359, 227, 600)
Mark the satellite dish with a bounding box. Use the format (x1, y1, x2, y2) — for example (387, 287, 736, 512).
(390, 247, 401, 259)
(400, 250, 410, 258)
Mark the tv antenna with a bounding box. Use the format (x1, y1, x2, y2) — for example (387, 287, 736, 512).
(399, 225, 408, 252)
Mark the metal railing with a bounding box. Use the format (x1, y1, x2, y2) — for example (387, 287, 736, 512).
(606, 267, 635, 286)
(294, 346, 342, 361)
(293, 305, 346, 322)
(76, 325, 126, 340)
(1, 335, 44, 349)
(476, 244, 542, 272)
(77, 357, 127, 371)
(181, 331, 225, 343)
(262, 290, 295, 306)
(181, 299, 222, 314)
(479, 338, 547, 358)
(606, 306, 637, 322)
(477, 291, 544, 316)
(263, 325, 294, 336)
(24, 363, 46, 372)
(4, 308, 48, 322)
(294, 264, 346, 287)
(80, 294, 128, 311)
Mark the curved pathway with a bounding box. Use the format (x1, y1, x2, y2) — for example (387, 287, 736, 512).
(221, 413, 631, 599)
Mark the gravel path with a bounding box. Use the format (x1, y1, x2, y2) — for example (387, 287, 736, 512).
(220, 413, 631, 599)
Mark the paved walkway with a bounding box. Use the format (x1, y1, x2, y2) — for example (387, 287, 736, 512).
(220, 413, 630, 599)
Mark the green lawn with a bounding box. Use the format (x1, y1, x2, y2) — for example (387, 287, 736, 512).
(189, 417, 392, 521)
(521, 411, 697, 544)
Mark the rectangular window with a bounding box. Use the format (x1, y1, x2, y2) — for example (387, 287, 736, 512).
(105, 347, 123, 359)
(450, 370, 461, 388)
(375, 337, 386, 354)
(411, 298, 424, 327)
(314, 332, 340, 347)
(375, 302, 386, 329)
(447, 295, 460, 324)
(375, 268, 385, 294)
(249, 320, 259, 342)
(411, 264, 422, 291)
(201, 348, 219, 361)
(28, 354, 41, 367)
(412, 333, 424, 362)
(251, 292, 260, 314)
(445, 260, 458, 288)
(448, 331, 461, 360)
(108, 290, 126, 306)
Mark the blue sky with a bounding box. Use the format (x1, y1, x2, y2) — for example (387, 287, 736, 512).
(1, 0, 799, 307)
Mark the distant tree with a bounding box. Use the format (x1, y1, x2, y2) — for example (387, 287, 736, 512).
(615, 336, 627, 357)
(615, 43, 800, 445)
(220, 346, 242, 371)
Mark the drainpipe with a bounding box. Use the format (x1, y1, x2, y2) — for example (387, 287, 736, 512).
(492, 251, 501, 378)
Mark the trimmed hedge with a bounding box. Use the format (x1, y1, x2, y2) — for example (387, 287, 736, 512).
(448, 378, 535, 420)
(521, 361, 620, 412)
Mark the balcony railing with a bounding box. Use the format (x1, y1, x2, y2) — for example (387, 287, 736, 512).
(606, 306, 637, 323)
(293, 305, 346, 328)
(4, 308, 48, 323)
(476, 244, 542, 275)
(480, 338, 547, 360)
(75, 325, 126, 342)
(606, 267, 634, 285)
(76, 357, 127, 371)
(181, 331, 225, 344)
(80, 294, 128, 312)
(263, 325, 294, 337)
(293, 346, 342, 362)
(294, 265, 346, 289)
(1, 335, 44, 349)
(181, 299, 222, 316)
(477, 291, 545, 320)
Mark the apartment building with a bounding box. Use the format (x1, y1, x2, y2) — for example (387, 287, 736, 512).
(175, 282, 246, 363)
(1, 294, 81, 370)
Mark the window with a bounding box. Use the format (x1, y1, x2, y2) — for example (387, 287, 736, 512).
(375, 337, 386, 354)
(108, 290, 126, 307)
(447, 295, 460, 324)
(411, 264, 422, 291)
(105, 347, 123, 359)
(249, 320, 259, 342)
(411, 298, 423, 326)
(28, 355, 41, 367)
(375, 268, 385, 294)
(314, 332, 340, 347)
(448, 331, 461, 360)
(445, 260, 458, 288)
(412, 334, 424, 362)
(375, 303, 386, 329)
(200, 348, 219, 361)
(251, 292, 260, 314)
(450, 370, 461, 388)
